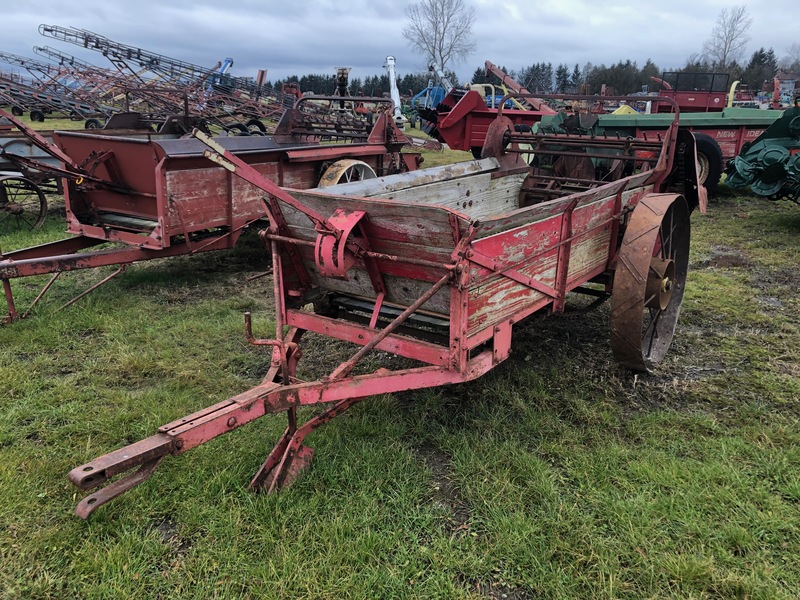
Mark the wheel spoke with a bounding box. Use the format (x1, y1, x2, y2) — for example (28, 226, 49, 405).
(667, 208, 676, 258)
(644, 307, 663, 358)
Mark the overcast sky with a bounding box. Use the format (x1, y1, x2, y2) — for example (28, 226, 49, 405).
(2, 1, 797, 87)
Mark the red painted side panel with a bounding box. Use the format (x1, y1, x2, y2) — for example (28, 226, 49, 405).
(465, 195, 617, 337)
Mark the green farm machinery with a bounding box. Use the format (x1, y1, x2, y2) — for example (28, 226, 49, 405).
(725, 103, 800, 202)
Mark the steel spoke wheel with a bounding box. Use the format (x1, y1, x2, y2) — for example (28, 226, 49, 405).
(0, 175, 48, 232)
(610, 194, 690, 372)
(318, 159, 377, 186)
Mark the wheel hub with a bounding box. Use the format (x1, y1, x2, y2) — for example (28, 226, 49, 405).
(696, 152, 710, 184)
(645, 257, 675, 310)
(6, 203, 24, 216)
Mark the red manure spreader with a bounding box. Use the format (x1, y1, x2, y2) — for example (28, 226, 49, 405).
(65, 95, 705, 518)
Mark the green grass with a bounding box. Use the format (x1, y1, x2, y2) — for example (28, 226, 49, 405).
(0, 182, 799, 598)
(2, 113, 85, 131)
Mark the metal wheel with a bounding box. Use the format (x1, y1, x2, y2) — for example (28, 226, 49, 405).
(610, 194, 690, 372)
(226, 123, 249, 136)
(318, 159, 377, 187)
(0, 175, 48, 232)
(695, 151, 709, 184)
(246, 118, 267, 133)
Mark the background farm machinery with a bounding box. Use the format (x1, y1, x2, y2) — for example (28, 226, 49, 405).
(724, 102, 800, 202)
(53, 94, 705, 517)
(0, 94, 420, 322)
(412, 61, 785, 194)
(0, 25, 297, 135)
(35, 24, 294, 134)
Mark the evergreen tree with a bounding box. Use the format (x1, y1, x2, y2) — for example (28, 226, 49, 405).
(742, 47, 778, 93)
(570, 64, 581, 89)
(555, 63, 570, 93)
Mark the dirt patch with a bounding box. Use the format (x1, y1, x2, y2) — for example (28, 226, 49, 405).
(155, 517, 192, 554)
(694, 245, 751, 269)
(757, 296, 784, 309)
(751, 266, 800, 290)
(414, 441, 472, 536)
(461, 578, 534, 600)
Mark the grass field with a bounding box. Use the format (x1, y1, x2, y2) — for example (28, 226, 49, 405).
(1, 127, 799, 598)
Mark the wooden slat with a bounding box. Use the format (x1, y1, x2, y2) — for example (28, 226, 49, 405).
(319, 158, 499, 196)
(279, 191, 465, 251)
(465, 193, 619, 336)
(476, 171, 653, 239)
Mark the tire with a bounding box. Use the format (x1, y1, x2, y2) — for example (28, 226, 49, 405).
(84, 118, 102, 129)
(692, 132, 723, 194)
(11, 106, 23, 116)
(226, 123, 248, 135)
(246, 118, 266, 133)
(30, 110, 45, 122)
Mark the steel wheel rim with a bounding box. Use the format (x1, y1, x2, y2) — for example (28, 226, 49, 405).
(318, 159, 377, 187)
(0, 176, 47, 232)
(610, 194, 690, 372)
(696, 152, 710, 185)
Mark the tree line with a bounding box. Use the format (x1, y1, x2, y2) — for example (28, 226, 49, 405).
(265, 72, 435, 99)
(263, 45, 796, 100)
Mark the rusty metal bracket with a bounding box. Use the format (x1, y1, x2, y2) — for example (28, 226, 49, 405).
(314, 209, 364, 279)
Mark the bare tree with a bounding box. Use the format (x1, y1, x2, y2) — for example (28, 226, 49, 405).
(779, 43, 800, 71)
(402, 0, 476, 71)
(702, 5, 753, 70)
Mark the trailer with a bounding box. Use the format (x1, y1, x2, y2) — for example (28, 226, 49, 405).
(0, 97, 419, 323)
(65, 95, 704, 518)
(0, 115, 197, 233)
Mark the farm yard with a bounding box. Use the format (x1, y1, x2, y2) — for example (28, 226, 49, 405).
(1, 6, 799, 595)
(1, 125, 798, 597)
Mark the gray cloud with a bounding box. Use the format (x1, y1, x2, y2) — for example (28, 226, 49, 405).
(2, 1, 797, 87)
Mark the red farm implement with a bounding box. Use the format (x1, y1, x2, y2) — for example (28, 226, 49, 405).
(36, 24, 294, 134)
(0, 96, 419, 322)
(420, 63, 782, 193)
(67, 95, 705, 518)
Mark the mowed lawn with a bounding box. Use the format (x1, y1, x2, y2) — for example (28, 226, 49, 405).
(0, 133, 798, 599)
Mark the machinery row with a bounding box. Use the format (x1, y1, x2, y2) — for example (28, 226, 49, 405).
(0, 25, 297, 133)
